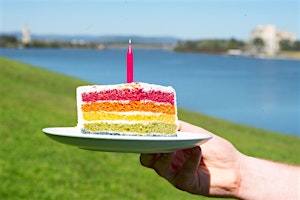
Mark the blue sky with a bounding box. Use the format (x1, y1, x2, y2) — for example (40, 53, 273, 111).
(1, 0, 299, 40)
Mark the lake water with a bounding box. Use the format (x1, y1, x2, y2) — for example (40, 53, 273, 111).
(1, 48, 299, 137)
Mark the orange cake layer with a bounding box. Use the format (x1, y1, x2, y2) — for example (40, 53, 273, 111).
(81, 101, 175, 115)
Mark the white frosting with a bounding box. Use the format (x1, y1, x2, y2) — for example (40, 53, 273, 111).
(76, 89, 83, 126)
(76, 82, 175, 94)
(83, 120, 155, 124)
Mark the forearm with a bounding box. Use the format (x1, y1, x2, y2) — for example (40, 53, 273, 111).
(236, 155, 300, 200)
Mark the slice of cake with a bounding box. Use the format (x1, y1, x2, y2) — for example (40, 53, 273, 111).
(76, 82, 178, 136)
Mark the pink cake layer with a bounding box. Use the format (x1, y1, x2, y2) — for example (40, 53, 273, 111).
(81, 88, 175, 105)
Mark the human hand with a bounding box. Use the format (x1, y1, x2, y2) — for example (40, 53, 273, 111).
(140, 120, 243, 197)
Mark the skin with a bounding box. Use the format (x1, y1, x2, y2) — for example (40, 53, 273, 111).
(140, 121, 300, 199)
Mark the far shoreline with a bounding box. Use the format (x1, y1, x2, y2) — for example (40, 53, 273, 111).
(1, 46, 300, 61)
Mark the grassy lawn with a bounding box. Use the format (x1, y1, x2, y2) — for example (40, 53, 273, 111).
(279, 50, 300, 60)
(1, 57, 299, 200)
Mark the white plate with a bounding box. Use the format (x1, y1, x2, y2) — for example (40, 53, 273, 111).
(42, 127, 212, 153)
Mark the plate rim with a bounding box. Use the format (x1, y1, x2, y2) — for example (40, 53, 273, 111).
(42, 127, 213, 141)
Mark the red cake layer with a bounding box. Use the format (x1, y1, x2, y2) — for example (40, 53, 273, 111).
(82, 88, 175, 105)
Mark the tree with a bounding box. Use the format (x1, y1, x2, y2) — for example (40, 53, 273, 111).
(252, 37, 264, 47)
(252, 37, 264, 53)
(0, 35, 18, 47)
(227, 38, 245, 49)
(294, 41, 300, 51)
(279, 39, 293, 51)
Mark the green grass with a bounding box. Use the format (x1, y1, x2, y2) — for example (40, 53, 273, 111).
(279, 50, 300, 60)
(1, 57, 299, 200)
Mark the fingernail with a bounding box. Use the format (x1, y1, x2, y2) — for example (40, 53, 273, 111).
(162, 153, 170, 157)
(192, 148, 197, 155)
(192, 147, 200, 155)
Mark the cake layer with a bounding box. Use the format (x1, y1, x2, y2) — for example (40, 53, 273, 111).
(83, 122, 177, 135)
(82, 111, 175, 123)
(81, 101, 175, 115)
(81, 88, 175, 105)
(76, 82, 178, 136)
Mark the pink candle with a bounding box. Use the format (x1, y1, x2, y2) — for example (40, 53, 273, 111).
(126, 39, 134, 83)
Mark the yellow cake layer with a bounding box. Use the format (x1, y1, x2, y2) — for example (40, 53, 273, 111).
(81, 101, 175, 115)
(82, 111, 176, 123)
(83, 122, 177, 134)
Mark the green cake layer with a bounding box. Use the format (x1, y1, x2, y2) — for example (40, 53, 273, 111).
(83, 122, 177, 135)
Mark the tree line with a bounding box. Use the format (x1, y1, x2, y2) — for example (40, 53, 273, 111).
(0, 34, 99, 49)
(174, 38, 300, 54)
(1, 34, 299, 53)
(174, 38, 245, 53)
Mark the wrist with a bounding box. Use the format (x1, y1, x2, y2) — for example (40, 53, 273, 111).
(236, 155, 273, 199)
(208, 151, 245, 198)
(235, 154, 254, 199)
(236, 155, 300, 200)
(230, 152, 246, 199)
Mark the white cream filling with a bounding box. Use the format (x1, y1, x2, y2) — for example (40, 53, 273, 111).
(82, 120, 159, 124)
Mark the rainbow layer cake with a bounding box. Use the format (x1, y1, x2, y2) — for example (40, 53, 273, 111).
(76, 82, 178, 136)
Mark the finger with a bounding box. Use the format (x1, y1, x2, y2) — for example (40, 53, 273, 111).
(178, 120, 213, 136)
(173, 146, 201, 184)
(182, 146, 201, 173)
(178, 120, 203, 132)
(153, 152, 175, 179)
(140, 153, 161, 168)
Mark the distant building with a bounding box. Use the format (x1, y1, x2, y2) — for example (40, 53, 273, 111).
(249, 24, 296, 56)
(22, 25, 31, 44)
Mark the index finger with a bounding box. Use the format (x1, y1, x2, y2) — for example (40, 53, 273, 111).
(178, 120, 212, 135)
